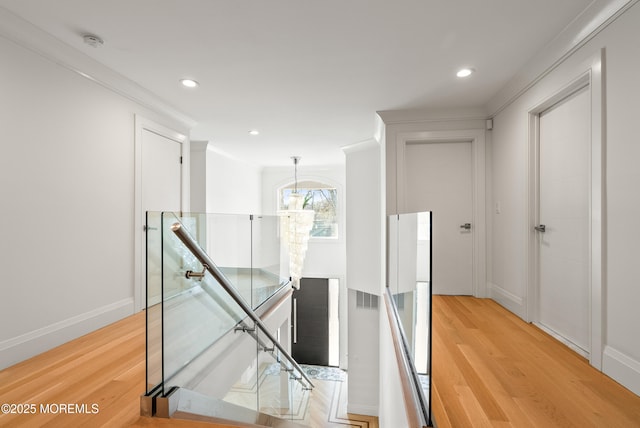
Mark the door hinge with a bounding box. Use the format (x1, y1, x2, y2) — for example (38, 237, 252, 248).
(180, 156, 183, 164)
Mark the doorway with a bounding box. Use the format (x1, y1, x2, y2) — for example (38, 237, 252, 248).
(291, 277, 340, 367)
(526, 56, 604, 369)
(395, 129, 486, 298)
(404, 141, 473, 295)
(292, 278, 329, 366)
(134, 116, 187, 311)
(535, 85, 591, 357)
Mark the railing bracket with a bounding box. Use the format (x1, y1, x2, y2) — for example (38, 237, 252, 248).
(185, 264, 208, 281)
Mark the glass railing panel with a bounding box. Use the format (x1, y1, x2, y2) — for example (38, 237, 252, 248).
(146, 211, 162, 393)
(183, 213, 289, 310)
(256, 328, 284, 418)
(202, 214, 254, 306)
(144, 210, 309, 425)
(161, 212, 194, 301)
(255, 328, 311, 423)
(162, 273, 249, 386)
(388, 212, 431, 373)
(387, 211, 432, 426)
(286, 366, 310, 423)
(160, 212, 249, 387)
(251, 215, 290, 308)
(392, 284, 430, 374)
(202, 320, 261, 415)
(147, 210, 199, 393)
(151, 212, 289, 312)
(167, 319, 261, 421)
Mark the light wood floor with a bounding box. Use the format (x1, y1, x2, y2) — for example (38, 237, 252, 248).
(0, 311, 377, 427)
(431, 295, 640, 427)
(5, 296, 636, 427)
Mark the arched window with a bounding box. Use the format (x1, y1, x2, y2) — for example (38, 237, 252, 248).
(279, 180, 338, 238)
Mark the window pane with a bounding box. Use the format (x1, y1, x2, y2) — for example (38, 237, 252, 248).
(280, 185, 338, 238)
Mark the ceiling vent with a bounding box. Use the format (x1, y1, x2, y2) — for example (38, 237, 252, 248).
(83, 34, 104, 48)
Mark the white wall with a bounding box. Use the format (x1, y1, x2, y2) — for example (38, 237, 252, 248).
(344, 141, 384, 296)
(489, 102, 528, 317)
(206, 149, 261, 215)
(347, 290, 380, 416)
(189, 142, 263, 270)
(190, 141, 209, 213)
(343, 140, 385, 415)
(488, 2, 640, 395)
(0, 34, 190, 369)
(191, 142, 262, 215)
(603, 7, 640, 394)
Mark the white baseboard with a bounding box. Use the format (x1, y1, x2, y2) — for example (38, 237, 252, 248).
(488, 282, 526, 320)
(534, 322, 589, 359)
(0, 298, 134, 370)
(346, 403, 379, 417)
(603, 345, 640, 397)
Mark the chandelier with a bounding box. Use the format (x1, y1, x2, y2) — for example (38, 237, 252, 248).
(279, 156, 315, 289)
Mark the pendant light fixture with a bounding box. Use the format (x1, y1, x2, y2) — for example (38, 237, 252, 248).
(279, 156, 315, 289)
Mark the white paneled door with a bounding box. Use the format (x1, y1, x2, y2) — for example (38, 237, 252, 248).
(405, 141, 473, 295)
(140, 125, 183, 307)
(141, 128, 182, 213)
(537, 86, 590, 356)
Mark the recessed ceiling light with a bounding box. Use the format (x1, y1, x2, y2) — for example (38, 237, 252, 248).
(180, 79, 199, 88)
(249, 130, 260, 136)
(456, 68, 475, 78)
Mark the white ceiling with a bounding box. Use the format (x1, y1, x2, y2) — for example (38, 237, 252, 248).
(0, 0, 594, 166)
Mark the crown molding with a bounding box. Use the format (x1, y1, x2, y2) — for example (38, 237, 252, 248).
(376, 106, 488, 125)
(486, 0, 639, 116)
(0, 6, 197, 129)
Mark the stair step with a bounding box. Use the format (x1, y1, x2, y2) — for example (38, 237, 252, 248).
(171, 388, 308, 428)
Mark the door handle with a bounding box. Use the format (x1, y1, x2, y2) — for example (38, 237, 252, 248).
(534, 224, 546, 233)
(293, 298, 297, 344)
(460, 223, 471, 230)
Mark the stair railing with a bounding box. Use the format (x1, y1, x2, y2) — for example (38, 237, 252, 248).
(171, 221, 314, 390)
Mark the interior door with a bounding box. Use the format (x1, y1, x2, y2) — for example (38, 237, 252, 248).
(537, 86, 590, 356)
(142, 129, 181, 213)
(142, 128, 182, 305)
(405, 141, 473, 295)
(292, 278, 329, 366)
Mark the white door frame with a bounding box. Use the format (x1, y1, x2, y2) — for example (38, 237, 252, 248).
(134, 115, 189, 312)
(526, 51, 604, 369)
(395, 129, 486, 298)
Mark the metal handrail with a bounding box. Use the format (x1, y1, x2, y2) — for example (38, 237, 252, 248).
(171, 221, 314, 389)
